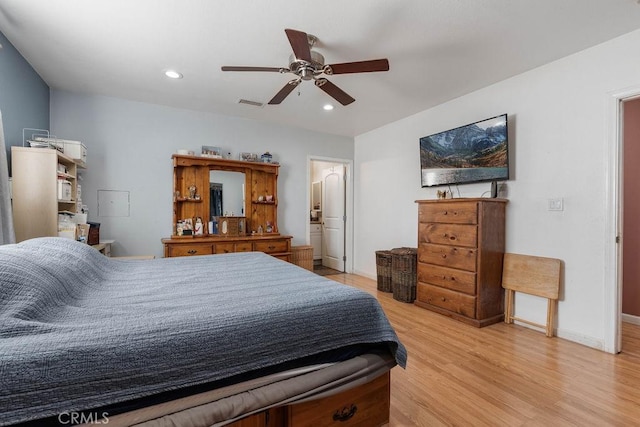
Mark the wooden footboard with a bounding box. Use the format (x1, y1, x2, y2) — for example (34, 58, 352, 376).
(227, 371, 390, 427)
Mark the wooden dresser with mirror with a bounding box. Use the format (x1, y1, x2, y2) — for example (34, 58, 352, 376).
(162, 154, 292, 261)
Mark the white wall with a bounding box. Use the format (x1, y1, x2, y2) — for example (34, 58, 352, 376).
(50, 91, 353, 258)
(354, 28, 640, 349)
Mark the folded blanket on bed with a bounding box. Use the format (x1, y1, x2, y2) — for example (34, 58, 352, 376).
(0, 237, 406, 425)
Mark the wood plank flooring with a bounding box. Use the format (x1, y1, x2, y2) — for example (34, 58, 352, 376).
(326, 273, 640, 426)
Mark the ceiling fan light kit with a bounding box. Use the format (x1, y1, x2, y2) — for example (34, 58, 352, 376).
(221, 29, 389, 106)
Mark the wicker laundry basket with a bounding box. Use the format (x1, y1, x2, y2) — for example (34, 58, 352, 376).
(291, 245, 314, 271)
(391, 247, 417, 303)
(375, 250, 393, 292)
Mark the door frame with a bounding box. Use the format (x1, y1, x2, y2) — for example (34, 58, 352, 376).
(605, 85, 640, 354)
(306, 155, 353, 274)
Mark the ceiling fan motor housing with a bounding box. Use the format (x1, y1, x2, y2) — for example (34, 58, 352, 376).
(288, 51, 325, 80)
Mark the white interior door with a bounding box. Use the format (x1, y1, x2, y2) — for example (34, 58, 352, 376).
(322, 166, 345, 271)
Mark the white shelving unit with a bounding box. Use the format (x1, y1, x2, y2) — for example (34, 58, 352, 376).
(11, 146, 85, 242)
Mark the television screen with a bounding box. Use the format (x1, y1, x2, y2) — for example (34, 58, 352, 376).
(419, 114, 509, 187)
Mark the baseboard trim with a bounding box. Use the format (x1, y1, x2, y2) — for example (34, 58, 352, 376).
(353, 269, 376, 281)
(622, 313, 640, 326)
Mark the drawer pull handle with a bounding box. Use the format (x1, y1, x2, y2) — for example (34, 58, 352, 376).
(224, 249, 229, 253)
(333, 404, 357, 422)
(187, 250, 197, 255)
(443, 211, 448, 215)
(441, 297, 446, 301)
(268, 245, 275, 250)
(442, 254, 447, 258)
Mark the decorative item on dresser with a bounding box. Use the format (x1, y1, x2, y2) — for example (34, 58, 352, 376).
(415, 198, 507, 327)
(162, 154, 292, 261)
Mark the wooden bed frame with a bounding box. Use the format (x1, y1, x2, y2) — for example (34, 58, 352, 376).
(104, 371, 390, 427)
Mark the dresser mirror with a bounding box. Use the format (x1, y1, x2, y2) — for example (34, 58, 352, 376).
(311, 181, 322, 210)
(165, 155, 290, 260)
(209, 171, 245, 218)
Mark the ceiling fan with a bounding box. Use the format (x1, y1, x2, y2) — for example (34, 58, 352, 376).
(221, 29, 389, 106)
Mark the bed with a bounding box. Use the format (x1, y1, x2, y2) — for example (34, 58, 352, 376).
(0, 237, 406, 426)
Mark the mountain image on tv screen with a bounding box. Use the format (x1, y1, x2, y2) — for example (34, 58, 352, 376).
(419, 114, 508, 187)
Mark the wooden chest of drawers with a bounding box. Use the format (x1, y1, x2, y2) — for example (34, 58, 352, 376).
(415, 199, 506, 327)
(161, 235, 292, 262)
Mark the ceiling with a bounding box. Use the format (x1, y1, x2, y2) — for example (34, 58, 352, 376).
(2, 0, 640, 138)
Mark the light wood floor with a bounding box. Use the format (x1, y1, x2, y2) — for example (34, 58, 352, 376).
(327, 273, 640, 427)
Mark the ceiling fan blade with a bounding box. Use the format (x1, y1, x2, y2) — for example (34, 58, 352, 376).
(221, 66, 287, 72)
(315, 78, 355, 106)
(285, 29, 312, 63)
(268, 79, 301, 104)
(325, 59, 389, 75)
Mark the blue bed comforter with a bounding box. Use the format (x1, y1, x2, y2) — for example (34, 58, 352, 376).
(0, 238, 406, 425)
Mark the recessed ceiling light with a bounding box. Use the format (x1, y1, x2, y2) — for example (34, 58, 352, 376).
(323, 104, 334, 111)
(165, 70, 183, 79)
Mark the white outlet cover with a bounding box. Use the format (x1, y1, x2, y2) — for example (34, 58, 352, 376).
(548, 198, 564, 211)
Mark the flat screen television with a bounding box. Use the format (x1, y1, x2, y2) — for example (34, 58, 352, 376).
(419, 114, 509, 187)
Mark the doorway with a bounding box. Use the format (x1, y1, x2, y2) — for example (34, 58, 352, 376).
(621, 97, 640, 356)
(606, 87, 640, 354)
(307, 157, 353, 274)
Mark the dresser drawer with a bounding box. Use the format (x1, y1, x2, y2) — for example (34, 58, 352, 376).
(288, 372, 389, 427)
(419, 243, 477, 271)
(167, 244, 213, 257)
(254, 239, 289, 253)
(417, 283, 476, 318)
(418, 263, 476, 295)
(235, 242, 253, 252)
(419, 201, 478, 224)
(418, 223, 477, 248)
(214, 243, 235, 254)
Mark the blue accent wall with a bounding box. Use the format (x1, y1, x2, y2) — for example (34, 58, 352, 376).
(0, 31, 49, 171)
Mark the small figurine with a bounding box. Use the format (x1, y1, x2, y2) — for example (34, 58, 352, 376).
(261, 152, 273, 163)
(437, 190, 450, 200)
(194, 217, 203, 235)
(188, 184, 197, 199)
